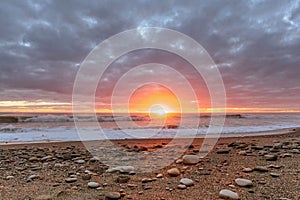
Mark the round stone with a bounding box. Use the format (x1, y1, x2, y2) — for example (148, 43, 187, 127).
(180, 178, 194, 186)
(235, 178, 253, 187)
(177, 184, 187, 189)
(219, 189, 240, 199)
(88, 181, 99, 188)
(182, 155, 200, 165)
(106, 192, 121, 199)
(167, 168, 180, 177)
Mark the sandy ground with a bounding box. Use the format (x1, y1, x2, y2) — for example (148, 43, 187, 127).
(0, 128, 299, 200)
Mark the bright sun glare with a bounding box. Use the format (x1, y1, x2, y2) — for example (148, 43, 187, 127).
(148, 104, 170, 118)
(128, 84, 181, 115)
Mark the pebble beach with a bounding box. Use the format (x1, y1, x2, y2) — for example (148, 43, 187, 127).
(0, 129, 299, 200)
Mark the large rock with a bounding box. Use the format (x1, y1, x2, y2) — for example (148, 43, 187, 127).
(235, 178, 253, 187)
(182, 155, 200, 165)
(219, 189, 240, 199)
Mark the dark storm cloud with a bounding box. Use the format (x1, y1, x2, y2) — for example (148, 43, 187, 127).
(0, 0, 299, 109)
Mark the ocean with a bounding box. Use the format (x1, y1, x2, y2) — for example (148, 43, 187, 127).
(0, 112, 299, 143)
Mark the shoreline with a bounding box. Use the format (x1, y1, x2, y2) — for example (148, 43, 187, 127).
(0, 127, 298, 146)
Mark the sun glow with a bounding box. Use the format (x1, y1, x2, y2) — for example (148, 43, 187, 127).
(148, 104, 171, 119)
(128, 84, 181, 116)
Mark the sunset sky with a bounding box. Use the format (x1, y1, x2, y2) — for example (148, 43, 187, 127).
(0, 0, 299, 113)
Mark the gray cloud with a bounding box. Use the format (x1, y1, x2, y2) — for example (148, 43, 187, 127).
(0, 0, 299, 110)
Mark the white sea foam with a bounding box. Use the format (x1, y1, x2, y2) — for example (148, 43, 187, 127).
(0, 124, 298, 143)
(0, 113, 299, 143)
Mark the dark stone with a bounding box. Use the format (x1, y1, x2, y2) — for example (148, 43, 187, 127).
(217, 149, 230, 154)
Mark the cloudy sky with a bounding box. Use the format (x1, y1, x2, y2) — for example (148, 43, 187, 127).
(0, 0, 299, 113)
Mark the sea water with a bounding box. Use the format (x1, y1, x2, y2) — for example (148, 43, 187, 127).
(0, 112, 299, 143)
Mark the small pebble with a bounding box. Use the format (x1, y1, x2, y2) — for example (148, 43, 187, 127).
(88, 181, 99, 188)
(105, 192, 121, 199)
(219, 189, 240, 199)
(167, 168, 180, 177)
(177, 184, 187, 189)
(156, 174, 163, 178)
(235, 178, 253, 187)
(180, 178, 194, 186)
(65, 177, 77, 183)
(270, 173, 280, 177)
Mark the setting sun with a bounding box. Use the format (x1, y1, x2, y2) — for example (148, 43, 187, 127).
(128, 84, 181, 115)
(148, 104, 170, 119)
